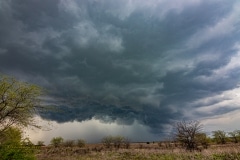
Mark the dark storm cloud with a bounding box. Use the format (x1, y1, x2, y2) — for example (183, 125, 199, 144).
(1, 0, 240, 136)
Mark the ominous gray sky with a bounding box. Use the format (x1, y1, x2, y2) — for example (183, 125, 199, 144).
(1, 0, 240, 143)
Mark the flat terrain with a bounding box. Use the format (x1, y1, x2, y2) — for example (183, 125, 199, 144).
(36, 143, 240, 160)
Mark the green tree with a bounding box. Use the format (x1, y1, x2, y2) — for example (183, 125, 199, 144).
(0, 127, 22, 145)
(0, 75, 44, 160)
(0, 127, 36, 160)
(212, 130, 227, 144)
(228, 130, 240, 143)
(51, 137, 64, 147)
(195, 133, 210, 149)
(0, 75, 43, 133)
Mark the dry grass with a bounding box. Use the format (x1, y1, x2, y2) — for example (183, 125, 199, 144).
(36, 143, 240, 160)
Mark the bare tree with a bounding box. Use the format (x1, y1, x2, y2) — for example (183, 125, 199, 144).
(174, 120, 203, 151)
(0, 75, 43, 134)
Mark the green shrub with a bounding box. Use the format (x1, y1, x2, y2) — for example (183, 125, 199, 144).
(50, 137, 64, 147)
(37, 141, 45, 146)
(77, 139, 86, 148)
(102, 136, 127, 149)
(0, 144, 36, 160)
(63, 140, 75, 147)
(0, 127, 36, 160)
(102, 136, 113, 148)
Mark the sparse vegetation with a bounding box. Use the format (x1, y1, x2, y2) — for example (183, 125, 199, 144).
(77, 139, 86, 148)
(101, 135, 113, 148)
(63, 140, 75, 147)
(102, 135, 129, 149)
(36, 142, 240, 160)
(34, 126, 240, 160)
(50, 137, 64, 147)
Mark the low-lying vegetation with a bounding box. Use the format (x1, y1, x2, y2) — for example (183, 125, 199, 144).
(36, 142, 240, 160)
(2, 121, 240, 160)
(34, 121, 240, 160)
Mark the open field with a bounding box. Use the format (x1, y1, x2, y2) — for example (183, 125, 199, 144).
(36, 143, 240, 160)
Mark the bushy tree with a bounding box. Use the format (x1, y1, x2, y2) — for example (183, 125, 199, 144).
(113, 136, 124, 149)
(102, 136, 127, 149)
(0, 127, 22, 145)
(195, 133, 210, 149)
(0, 127, 36, 160)
(0, 75, 44, 160)
(228, 130, 240, 143)
(174, 120, 203, 151)
(102, 136, 113, 148)
(63, 140, 75, 147)
(0, 75, 43, 133)
(212, 130, 227, 144)
(51, 137, 64, 147)
(77, 139, 86, 148)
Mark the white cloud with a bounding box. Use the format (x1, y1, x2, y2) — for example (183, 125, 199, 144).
(104, 0, 137, 20)
(72, 22, 124, 52)
(100, 34, 124, 52)
(195, 43, 240, 83)
(213, 43, 240, 75)
(186, 2, 240, 49)
(26, 28, 61, 47)
(58, 0, 86, 18)
(201, 110, 240, 134)
(189, 86, 240, 115)
(103, 0, 203, 20)
(73, 21, 99, 47)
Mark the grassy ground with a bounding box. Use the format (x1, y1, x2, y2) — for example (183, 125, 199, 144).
(36, 143, 240, 160)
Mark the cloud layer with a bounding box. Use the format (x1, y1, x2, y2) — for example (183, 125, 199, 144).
(1, 0, 240, 138)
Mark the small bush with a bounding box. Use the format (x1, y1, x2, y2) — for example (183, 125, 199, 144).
(113, 136, 124, 149)
(102, 136, 127, 149)
(63, 140, 75, 147)
(0, 145, 36, 160)
(50, 137, 64, 147)
(102, 136, 113, 148)
(123, 138, 131, 149)
(37, 141, 45, 146)
(77, 139, 86, 148)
